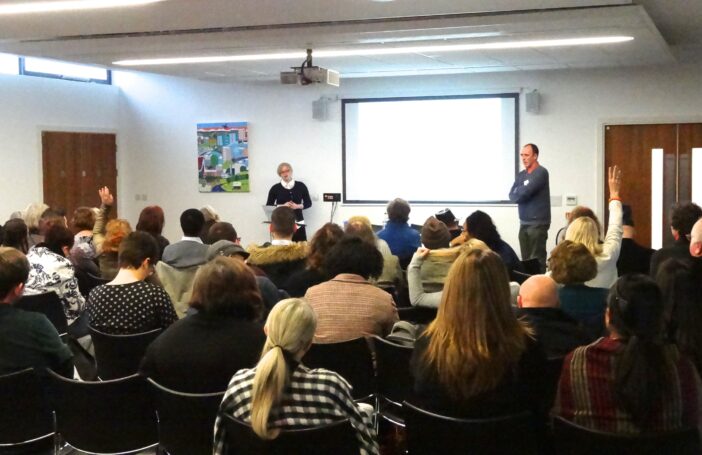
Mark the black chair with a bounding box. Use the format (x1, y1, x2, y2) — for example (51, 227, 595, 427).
(372, 336, 413, 426)
(14, 291, 68, 336)
(147, 378, 225, 455)
(0, 368, 55, 453)
(220, 413, 358, 455)
(76, 269, 109, 297)
(397, 306, 437, 324)
(552, 416, 701, 455)
(45, 369, 159, 454)
(521, 258, 542, 275)
(403, 401, 538, 455)
(542, 357, 564, 412)
(510, 269, 532, 285)
(302, 337, 375, 401)
(89, 326, 162, 379)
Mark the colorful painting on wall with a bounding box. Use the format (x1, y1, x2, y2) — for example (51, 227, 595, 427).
(197, 122, 249, 193)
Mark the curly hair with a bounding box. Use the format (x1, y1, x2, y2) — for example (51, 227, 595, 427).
(103, 219, 132, 254)
(549, 240, 597, 284)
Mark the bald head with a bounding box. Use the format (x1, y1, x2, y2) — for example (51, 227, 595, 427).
(690, 218, 702, 257)
(518, 275, 559, 309)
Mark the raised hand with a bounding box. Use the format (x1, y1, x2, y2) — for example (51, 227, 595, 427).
(608, 165, 622, 200)
(98, 186, 114, 206)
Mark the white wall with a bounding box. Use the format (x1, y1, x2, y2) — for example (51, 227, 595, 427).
(0, 74, 120, 220)
(114, 63, 702, 252)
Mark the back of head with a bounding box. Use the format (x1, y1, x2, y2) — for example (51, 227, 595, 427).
(344, 220, 376, 246)
(608, 274, 673, 429)
(421, 216, 451, 249)
(118, 231, 158, 270)
(386, 198, 410, 223)
(71, 206, 96, 232)
(0, 247, 30, 302)
(549, 240, 597, 284)
(308, 223, 344, 270)
(435, 208, 458, 228)
(136, 206, 165, 236)
(424, 249, 527, 400)
(189, 256, 262, 319)
(325, 236, 383, 279)
(39, 208, 67, 235)
(565, 216, 602, 256)
(270, 206, 296, 237)
(103, 219, 132, 253)
(519, 275, 558, 308)
(347, 215, 371, 228)
(670, 202, 702, 239)
(568, 206, 602, 238)
(208, 221, 238, 243)
(2, 219, 29, 253)
(464, 210, 501, 248)
(23, 202, 49, 233)
(43, 225, 74, 256)
(251, 298, 317, 439)
(200, 205, 220, 224)
(180, 208, 205, 237)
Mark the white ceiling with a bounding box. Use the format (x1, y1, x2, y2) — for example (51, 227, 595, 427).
(0, 0, 698, 83)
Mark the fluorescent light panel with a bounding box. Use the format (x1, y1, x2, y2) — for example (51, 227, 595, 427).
(0, 0, 164, 15)
(114, 35, 634, 66)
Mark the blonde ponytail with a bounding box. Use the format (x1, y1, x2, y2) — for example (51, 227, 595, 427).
(249, 298, 317, 439)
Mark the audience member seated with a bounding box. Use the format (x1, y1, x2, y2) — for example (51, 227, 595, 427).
(410, 248, 545, 418)
(649, 202, 702, 277)
(283, 222, 344, 297)
(34, 207, 67, 246)
(2, 218, 29, 253)
(554, 205, 601, 246)
(92, 187, 132, 279)
(616, 205, 654, 276)
(347, 215, 393, 256)
(549, 240, 608, 340)
(690, 217, 702, 257)
(206, 241, 281, 316)
(199, 205, 220, 243)
(136, 205, 170, 261)
(407, 239, 489, 308)
(21, 202, 49, 247)
(417, 216, 454, 292)
(25, 225, 86, 336)
(553, 274, 702, 434)
(565, 166, 623, 288)
(515, 275, 591, 358)
(247, 206, 308, 288)
(0, 247, 73, 377)
(213, 298, 378, 455)
(345, 219, 402, 288)
(304, 236, 398, 343)
(88, 231, 178, 334)
(435, 208, 462, 240)
(377, 198, 421, 267)
(656, 258, 702, 374)
(464, 210, 524, 274)
(162, 208, 209, 268)
(69, 206, 99, 277)
(140, 256, 266, 392)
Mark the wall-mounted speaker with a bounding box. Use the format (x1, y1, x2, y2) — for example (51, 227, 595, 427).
(312, 97, 329, 121)
(526, 90, 540, 114)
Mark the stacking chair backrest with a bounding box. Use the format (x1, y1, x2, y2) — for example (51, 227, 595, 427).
(403, 401, 538, 455)
(15, 291, 68, 335)
(45, 369, 158, 454)
(89, 326, 161, 379)
(397, 306, 437, 324)
(302, 337, 376, 400)
(147, 378, 225, 455)
(220, 413, 358, 455)
(521, 258, 542, 275)
(0, 368, 55, 452)
(552, 416, 701, 455)
(372, 335, 413, 406)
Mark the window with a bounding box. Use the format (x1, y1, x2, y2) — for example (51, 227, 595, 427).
(22, 57, 111, 84)
(0, 53, 19, 75)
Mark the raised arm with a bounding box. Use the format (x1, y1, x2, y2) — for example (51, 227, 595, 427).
(92, 186, 113, 254)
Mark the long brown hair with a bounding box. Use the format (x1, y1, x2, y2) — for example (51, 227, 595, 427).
(422, 249, 531, 400)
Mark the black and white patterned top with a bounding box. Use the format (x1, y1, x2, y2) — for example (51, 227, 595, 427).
(25, 246, 85, 324)
(87, 281, 178, 334)
(213, 364, 378, 455)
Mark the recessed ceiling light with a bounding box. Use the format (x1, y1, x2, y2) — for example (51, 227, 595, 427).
(0, 0, 165, 15)
(113, 35, 634, 66)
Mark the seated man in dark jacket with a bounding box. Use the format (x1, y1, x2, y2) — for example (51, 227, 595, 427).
(246, 206, 307, 288)
(514, 274, 591, 358)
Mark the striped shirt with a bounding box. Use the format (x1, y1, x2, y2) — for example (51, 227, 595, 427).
(553, 336, 702, 433)
(213, 364, 378, 455)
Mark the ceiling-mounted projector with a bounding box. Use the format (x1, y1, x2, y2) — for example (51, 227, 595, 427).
(280, 49, 340, 87)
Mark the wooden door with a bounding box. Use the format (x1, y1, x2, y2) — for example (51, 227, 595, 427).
(42, 132, 117, 219)
(604, 123, 702, 248)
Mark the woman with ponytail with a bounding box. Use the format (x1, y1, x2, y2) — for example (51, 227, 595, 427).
(554, 274, 702, 433)
(213, 298, 378, 455)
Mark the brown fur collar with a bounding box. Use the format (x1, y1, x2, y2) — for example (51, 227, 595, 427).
(246, 242, 308, 266)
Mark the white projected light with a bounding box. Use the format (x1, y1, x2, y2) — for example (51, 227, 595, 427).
(343, 95, 517, 203)
(0, 0, 164, 15)
(651, 148, 663, 250)
(693, 148, 702, 205)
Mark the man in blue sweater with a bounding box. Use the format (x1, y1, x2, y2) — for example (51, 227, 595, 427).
(509, 143, 550, 273)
